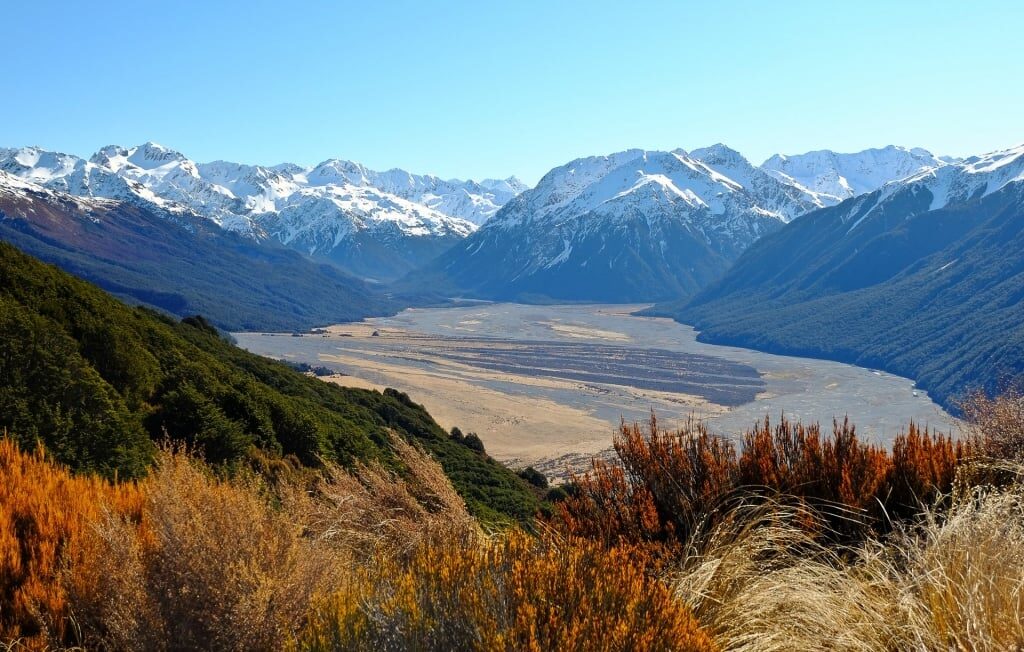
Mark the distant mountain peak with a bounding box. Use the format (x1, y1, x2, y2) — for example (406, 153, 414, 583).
(690, 143, 747, 165)
(761, 145, 947, 204)
(418, 146, 823, 303)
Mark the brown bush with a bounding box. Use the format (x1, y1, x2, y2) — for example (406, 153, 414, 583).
(961, 387, 1024, 462)
(69, 447, 343, 651)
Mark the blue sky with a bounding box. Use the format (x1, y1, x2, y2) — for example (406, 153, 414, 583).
(4, 1, 1022, 184)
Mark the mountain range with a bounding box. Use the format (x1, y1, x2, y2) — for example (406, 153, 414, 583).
(410, 144, 945, 302)
(761, 146, 954, 205)
(655, 144, 1024, 410)
(0, 143, 526, 280)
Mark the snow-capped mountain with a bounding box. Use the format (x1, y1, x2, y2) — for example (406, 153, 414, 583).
(413, 146, 825, 302)
(761, 145, 951, 205)
(0, 143, 521, 279)
(302, 159, 526, 225)
(689, 144, 825, 219)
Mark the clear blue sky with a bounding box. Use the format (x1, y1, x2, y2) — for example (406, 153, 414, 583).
(4, 1, 1022, 184)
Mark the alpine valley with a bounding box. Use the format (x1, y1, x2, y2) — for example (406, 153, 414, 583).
(654, 144, 1024, 411)
(3, 138, 1022, 412)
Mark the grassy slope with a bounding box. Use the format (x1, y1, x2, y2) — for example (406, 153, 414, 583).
(0, 242, 538, 522)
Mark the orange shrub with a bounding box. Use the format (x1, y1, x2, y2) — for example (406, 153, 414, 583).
(555, 415, 969, 549)
(0, 438, 144, 648)
(889, 421, 967, 511)
(298, 530, 717, 652)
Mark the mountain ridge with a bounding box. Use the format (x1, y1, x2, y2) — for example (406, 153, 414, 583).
(0, 142, 527, 280)
(0, 169, 408, 331)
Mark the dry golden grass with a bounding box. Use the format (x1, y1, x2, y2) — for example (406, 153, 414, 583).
(68, 433, 476, 651)
(0, 431, 478, 650)
(890, 467, 1024, 650)
(670, 475, 1024, 651)
(287, 434, 477, 562)
(672, 502, 910, 652)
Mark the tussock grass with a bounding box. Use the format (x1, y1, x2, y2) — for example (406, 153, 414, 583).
(671, 470, 1024, 651)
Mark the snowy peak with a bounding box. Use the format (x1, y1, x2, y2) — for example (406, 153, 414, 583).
(0, 143, 515, 235)
(480, 145, 813, 276)
(493, 145, 821, 235)
(480, 176, 528, 196)
(689, 143, 749, 170)
(1, 146, 83, 184)
(422, 146, 805, 303)
(961, 143, 1024, 176)
(126, 142, 190, 170)
(761, 145, 948, 204)
(816, 143, 1024, 239)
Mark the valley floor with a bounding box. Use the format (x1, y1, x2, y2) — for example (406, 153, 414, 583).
(235, 303, 961, 477)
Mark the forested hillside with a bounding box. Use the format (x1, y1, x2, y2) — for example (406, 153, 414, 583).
(656, 178, 1024, 411)
(0, 242, 537, 521)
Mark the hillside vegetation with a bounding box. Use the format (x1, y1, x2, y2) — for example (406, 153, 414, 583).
(4, 393, 1024, 650)
(0, 242, 538, 522)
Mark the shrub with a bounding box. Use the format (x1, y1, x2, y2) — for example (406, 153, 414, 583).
(297, 531, 717, 652)
(0, 431, 478, 650)
(71, 448, 341, 650)
(0, 438, 145, 647)
(961, 387, 1024, 462)
(462, 432, 486, 454)
(517, 466, 549, 489)
(556, 414, 969, 548)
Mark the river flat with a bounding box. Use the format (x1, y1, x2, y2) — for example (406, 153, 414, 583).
(235, 303, 959, 473)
